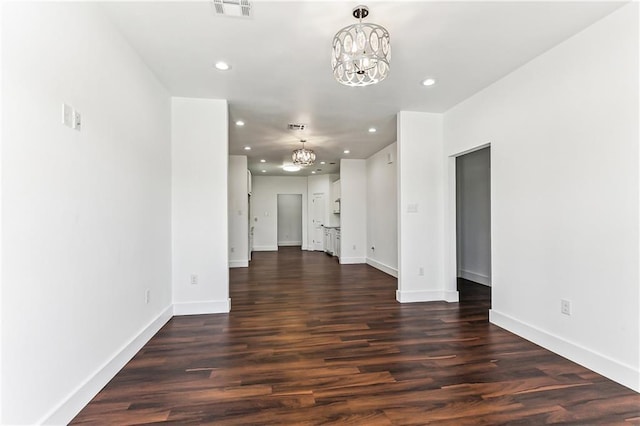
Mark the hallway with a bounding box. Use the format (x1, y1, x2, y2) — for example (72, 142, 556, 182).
(72, 248, 640, 424)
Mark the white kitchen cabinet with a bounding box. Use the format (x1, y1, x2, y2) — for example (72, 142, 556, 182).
(324, 227, 333, 255)
(323, 227, 340, 257)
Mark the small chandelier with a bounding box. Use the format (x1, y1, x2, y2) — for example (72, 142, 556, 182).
(331, 5, 390, 87)
(292, 140, 316, 166)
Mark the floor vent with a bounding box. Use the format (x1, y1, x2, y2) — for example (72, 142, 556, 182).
(212, 0, 252, 18)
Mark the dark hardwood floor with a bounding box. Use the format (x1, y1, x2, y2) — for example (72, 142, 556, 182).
(72, 247, 640, 424)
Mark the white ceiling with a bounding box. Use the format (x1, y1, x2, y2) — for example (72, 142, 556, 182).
(101, 1, 623, 176)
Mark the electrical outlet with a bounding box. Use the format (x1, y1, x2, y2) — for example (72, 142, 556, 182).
(418, 267, 424, 276)
(145, 289, 150, 304)
(352, 245, 356, 250)
(230, 247, 235, 253)
(561, 299, 571, 316)
(190, 274, 198, 285)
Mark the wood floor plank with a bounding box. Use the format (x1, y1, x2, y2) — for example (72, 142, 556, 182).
(71, 247, 640, 424)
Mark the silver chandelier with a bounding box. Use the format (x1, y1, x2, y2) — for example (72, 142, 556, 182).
(292, 140, 316, 166)
(331, 5, 390, 87)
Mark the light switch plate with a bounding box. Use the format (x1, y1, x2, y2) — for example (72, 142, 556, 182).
(73, 110, 81, 131)
(62, 103, 73, 128)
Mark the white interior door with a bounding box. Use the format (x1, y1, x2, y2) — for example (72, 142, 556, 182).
(277, 194, 303, 247)
(312, 193, 324, 251)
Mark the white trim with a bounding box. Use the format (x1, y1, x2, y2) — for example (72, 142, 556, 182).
(173, 299, 231, 315)
(490, 309, 640, 393)
(339, 256, 366, 264)
(396, 289, 459, 303)
(252, 245, 278, 251)
(277, 241, 302, 246)
(458, 269, 491, 286)
(40, 305, 173, 425)
(229, 259, 249, 268)
(366, 258, 398, 278)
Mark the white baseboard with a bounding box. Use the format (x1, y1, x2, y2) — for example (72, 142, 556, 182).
(458, 269, 491, 286)
(229, 259, 249, 268)
(396, 289, 459, 303)
(489, 309, 640, 393)
(366, 258, 398, 278)
(339, 256, 366, 264)
(40, 305, 173, 425)
(173, 299, 231, 315)
(277, 241, 302, 246)
(252, 245, 278, 251)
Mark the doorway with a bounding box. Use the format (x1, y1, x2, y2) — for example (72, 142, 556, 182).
(277, 194, 303, 248)
(455, 147, 491, 302)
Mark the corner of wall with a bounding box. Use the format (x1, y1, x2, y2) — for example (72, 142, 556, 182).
(366, 258, 398, 278)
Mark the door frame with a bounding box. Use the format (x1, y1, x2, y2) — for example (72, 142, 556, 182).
(445, 142, 492, 298)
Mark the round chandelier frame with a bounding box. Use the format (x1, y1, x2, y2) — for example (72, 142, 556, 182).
(292, 140, 316, 166)
(331, 5, 390, 87)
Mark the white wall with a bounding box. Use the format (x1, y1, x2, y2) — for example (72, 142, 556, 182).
(228, 156, 249, 267)
(397, 112, 456, 303)
(1, 3, 172, 424)
(456, 147, 491, 286)
(172, 97, 230, 315)
(340, 159, 367, 264)
(366, 143, 398, 277)
(277, 194, 303, 245)
(0, 2, 5, 421)
(251, 176, 308, 251)
(444, 3, 639, 391)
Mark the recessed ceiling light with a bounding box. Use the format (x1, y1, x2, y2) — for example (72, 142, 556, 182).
(421, 78, 436, 86)
(261, 170, 266, 173)
(283, 165, 301, 172)
(368, 127, 377, 133)
(244, 146, 251, 151)
(311, 171, 316, 174)
(215, 61, 230, 71)
(343, 150, 350, 154)
(260, 159, 266, 163)
(235, 120, 245, 126)
(320, 161, 326, 165)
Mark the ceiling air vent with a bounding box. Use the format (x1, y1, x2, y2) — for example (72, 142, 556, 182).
(288, 123, 306, 131)
(212, 0, 252, 18)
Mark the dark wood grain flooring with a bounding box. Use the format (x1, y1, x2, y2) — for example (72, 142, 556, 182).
(72, 247, 640, 424)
